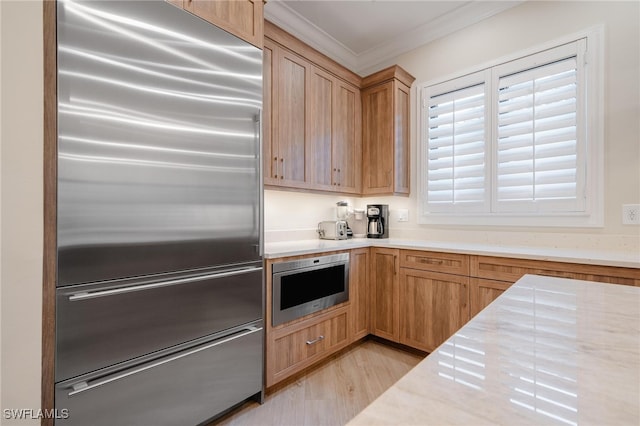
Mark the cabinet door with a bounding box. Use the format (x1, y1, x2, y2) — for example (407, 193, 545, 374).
(394, 82, 410, 194)
(262, 39, 279, 185)
(333, 81, 361, 193)
(469, 278, 512, 318)
(370, 248, 399, 342)
(399, 268, 469, 352)
(308, 66, 335, 191)
(276, 49, 311, 186)
(184, 0, 264, 48)
(350, 248, 369, 341)
(362, 82, 394, 194)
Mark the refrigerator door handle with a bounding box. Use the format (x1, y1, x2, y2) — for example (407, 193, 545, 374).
(67, 326, 263, 397)
(68, 266, 262, 302)
(256, 111, 264, 257)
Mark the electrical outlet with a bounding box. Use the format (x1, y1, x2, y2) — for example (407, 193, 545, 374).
(397, 209, 409, 222)
(622, 204, 640, 225)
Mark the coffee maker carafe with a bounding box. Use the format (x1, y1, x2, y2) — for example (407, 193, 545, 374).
(366, 204, 389, 239)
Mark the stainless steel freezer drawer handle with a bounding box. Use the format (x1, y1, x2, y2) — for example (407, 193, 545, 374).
(68, 266, 262, 302)
(66, 326, 263, 397)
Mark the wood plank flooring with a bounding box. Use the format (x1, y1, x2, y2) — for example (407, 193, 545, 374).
(213, 340, 424, 426)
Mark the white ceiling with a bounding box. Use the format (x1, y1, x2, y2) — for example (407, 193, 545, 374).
(264, 0, 523, 76)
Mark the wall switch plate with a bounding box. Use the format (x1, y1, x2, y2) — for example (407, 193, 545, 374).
(622, 204, 640, 225)
(397, 209, 409, 222)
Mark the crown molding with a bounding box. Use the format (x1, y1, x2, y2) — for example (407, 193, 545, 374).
(264, 1, 524, 76)
(264, 1, 359, 71)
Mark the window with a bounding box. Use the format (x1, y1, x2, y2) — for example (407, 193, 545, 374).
(418, 30, 603, 227)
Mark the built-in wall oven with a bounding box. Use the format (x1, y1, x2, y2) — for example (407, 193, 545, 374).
(272, 253, 349, 326)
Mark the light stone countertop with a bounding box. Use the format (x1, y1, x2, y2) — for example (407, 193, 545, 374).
(264, 238, 640, 268)
(348, 274, 640, 426)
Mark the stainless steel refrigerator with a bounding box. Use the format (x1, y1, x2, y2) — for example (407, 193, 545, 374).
(54, 1, 263, 424)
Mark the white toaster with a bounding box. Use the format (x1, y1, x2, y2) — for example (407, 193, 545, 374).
(317, 221, 348, 240)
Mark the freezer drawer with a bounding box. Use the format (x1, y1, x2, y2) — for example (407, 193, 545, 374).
(56, 265, 262, 381)
(55, 325, 263, 426)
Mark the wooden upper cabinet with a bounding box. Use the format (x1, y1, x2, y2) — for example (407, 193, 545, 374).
(307, 67, 362, 193)
(181, 0, 264, 48)
(263, 22, 363, 194)
(370, 248, 400, 342)
(263, 43, 312, 188)
(362, 82, 393, 192)
(275, 49, 311, 186)
(332, 81, 361, 193)
(262, 39, 277, 185)
(362, 66, 415, 196)
(308, 66, 335, 191)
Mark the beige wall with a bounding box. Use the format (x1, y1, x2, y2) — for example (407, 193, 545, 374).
(0, 1, 43, 424)
(266, 1, 640, 252)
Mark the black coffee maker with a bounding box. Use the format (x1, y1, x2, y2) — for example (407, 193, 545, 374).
(366, 204, 389, 238)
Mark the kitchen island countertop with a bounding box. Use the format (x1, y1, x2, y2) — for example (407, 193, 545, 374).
(264, 238, 640, 268)
(348, 274, 640, 425)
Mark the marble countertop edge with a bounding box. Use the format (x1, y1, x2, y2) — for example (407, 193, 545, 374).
(263, 238, 640, 268)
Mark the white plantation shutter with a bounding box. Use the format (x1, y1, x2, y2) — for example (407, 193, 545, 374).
(494, 42, 585, 213)
(418, 35, 599, 225)
(424, 73, 489, 213)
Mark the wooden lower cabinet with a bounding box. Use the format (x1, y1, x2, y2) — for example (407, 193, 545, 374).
(264, 249, 639, 386)
(469, 277, 512, 318)
(370, 248, 400, 342)
(350, 248, 370, 340)
(267, 306, 350, 387)
(399, 268, 470, 352)
(471, 255, 640, 287)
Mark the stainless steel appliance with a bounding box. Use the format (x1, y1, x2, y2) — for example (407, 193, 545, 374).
(272, 253, 349, 326)
(54, 1, 263, 424)
(367, 204, 389, 238)
(317, 220, 348, 240)
(336, 201, 353, 238)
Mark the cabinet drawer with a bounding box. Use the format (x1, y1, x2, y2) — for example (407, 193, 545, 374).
(470, 255, 640, 287)
(56, 325, 262, 426)
(400, 250, 469, 276)
(56, 267, 262, 381)
(269, 308, 349, 386)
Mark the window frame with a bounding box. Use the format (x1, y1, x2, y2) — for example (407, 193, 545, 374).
(417, 27, 604, 227)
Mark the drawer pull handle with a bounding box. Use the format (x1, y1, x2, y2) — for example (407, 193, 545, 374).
(306, 335, 325, 345)
(419, 258, 444, 264)
(68, 266, 262, 301)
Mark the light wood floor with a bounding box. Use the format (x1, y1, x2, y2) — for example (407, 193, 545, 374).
(213, 340, 424, 426)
